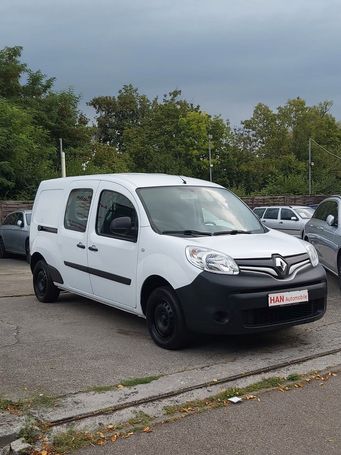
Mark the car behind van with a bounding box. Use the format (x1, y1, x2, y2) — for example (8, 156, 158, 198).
(253, 206, 314, 237)
(30, 174, 327, 349)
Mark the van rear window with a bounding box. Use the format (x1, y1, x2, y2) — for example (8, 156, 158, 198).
(64, 189, 93, 232)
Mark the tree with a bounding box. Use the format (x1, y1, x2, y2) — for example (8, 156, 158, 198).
(0, 99, 55, 198)
(89, 84, 151, 150)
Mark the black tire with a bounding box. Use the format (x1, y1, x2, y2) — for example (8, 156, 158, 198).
(146, 286, 189, 350)
(0, 237, 7, 258)
(33, 260, 60, 303)
(338, 257, 341, 291)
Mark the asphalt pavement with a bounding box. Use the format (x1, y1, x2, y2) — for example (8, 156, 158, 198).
(74, 370, 341, 455)
(0, 257, 340, 400)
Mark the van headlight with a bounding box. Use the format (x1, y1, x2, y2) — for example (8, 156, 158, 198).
(186, 246, 239, 275)
(305, 243, 319, 267)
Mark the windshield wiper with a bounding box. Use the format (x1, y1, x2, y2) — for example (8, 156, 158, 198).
(213, 230, 252, 236)
(161, 230, 213, 236)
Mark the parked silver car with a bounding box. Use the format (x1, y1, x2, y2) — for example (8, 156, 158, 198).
(0, 210, 32, 260)
(304, 196, 341, 285)
(253, 206, 314, 237)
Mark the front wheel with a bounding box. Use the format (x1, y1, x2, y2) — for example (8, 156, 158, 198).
(146, 286, 190, 350)
(33, 260, 60, 303)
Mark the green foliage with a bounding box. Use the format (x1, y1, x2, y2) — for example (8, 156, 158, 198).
(1, 45, 341, 198)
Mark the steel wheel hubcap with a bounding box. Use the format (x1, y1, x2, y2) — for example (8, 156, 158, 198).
(37, 269, 47, 294)
(154, 300, 174, 338)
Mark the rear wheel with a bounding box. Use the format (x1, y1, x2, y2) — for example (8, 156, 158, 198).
(33, 260, 60, 302)
(0, 237, 7, 258)
(146, 286, 189, 350)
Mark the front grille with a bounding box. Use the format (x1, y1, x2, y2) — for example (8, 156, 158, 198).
(242, 299, 325, 327)
(236, 253, 311, 279)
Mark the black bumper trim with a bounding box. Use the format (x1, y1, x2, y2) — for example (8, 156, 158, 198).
(176, 265, 327, 335)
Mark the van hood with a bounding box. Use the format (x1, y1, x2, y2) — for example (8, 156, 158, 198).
(184, 229, 307, 259)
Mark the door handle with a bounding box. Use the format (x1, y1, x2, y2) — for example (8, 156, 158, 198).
(279, 221, 283, 224)
(77, 242, 86, 249)
(88, 245, 98, 252)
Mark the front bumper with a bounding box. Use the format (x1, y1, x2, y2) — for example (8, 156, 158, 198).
(176, 265, 327, 335)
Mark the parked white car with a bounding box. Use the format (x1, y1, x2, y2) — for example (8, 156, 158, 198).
(30, 174, 327, 349)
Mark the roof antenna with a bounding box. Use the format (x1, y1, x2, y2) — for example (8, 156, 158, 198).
(179, 176, 187, 184)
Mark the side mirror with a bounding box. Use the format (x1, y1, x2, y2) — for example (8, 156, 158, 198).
(110, 216, 132, 233)
(291, 216, 299, 221)
(326, 214, 335, 226)
(17, 220, 23, 228)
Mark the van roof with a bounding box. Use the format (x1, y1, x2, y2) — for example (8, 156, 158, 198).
(39, 173, 222, 190)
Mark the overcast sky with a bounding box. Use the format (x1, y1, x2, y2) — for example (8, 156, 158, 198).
(1, 0, 340, 127)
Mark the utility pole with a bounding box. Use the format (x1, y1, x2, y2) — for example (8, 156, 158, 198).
(59, 138, 66, 177)
(308, 137, 312, 195)
(208, 134, 213, 182)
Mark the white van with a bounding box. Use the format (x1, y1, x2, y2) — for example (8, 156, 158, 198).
(30, 174, 327, 349)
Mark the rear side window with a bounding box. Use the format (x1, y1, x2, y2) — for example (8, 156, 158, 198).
(64, 189, 93, 232)
(96, 190, 138, 242)
(264, 208, 279, 220)
(253, 208, 266, 218)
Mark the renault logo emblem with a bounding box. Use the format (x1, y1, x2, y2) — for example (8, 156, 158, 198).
(273, 255, 288, 277)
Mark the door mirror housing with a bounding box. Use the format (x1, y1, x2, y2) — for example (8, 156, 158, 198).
(326, 214, 335, 226)
(291, 216, 299, 221)
(17, 220, 23, 228)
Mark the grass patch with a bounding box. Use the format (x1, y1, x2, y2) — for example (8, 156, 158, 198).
(0, 393, 57, 413)
(86, 385, 116, 393)
(164, 375, 292, 415)
(287, 373, 302, 382)
(128, 411, 151, 427)
(53, 429, 94, 454)
(0, 397, 15, 412)
(18, 418, 40, 444)
(120, 375, 161, 388)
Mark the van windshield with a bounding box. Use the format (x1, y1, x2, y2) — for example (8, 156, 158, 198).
(137, 186, 265, 236)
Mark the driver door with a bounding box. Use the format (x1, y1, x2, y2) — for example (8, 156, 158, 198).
(87, 182, 140, 308)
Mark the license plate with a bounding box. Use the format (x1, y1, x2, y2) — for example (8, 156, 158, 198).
(268, 289, 308, 307)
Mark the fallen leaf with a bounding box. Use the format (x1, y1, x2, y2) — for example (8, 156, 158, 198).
(245, 394, 257, 400)
(96, 439, 106, 446)
(117, 384, 125, 390)
(143, 427, 152, 433)
(111, 435, 118, 443)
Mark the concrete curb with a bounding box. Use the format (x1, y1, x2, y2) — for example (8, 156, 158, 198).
(1, 349, 341, 448)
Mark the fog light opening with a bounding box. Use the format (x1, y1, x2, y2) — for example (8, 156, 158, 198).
(214, 311, 229, 324)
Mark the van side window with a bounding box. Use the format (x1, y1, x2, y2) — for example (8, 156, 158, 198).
(64, 189, 93, 232)
(96, 190, 138, 242)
